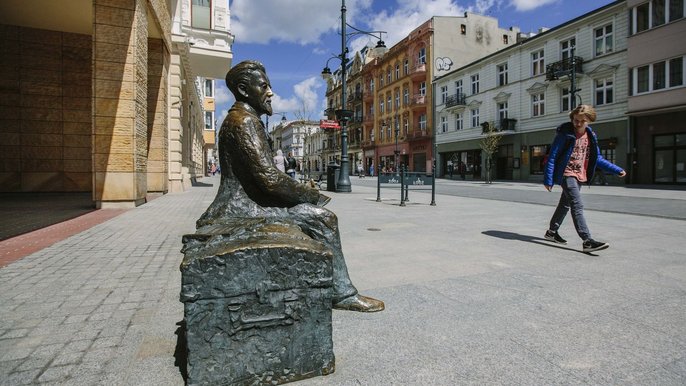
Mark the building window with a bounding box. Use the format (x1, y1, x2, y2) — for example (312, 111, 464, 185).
(441, 116, 448, 133)
(631, 56, 684, 94)
(204, 79, 213, 97)
(503, 34, 509, 44)
(594, 24, 613, 56)
(395, 64, 400, 80)
(560, 38, 576, 60)
(497, 102, 508, 121)
(440, 85, 448, 104)
(403, 117, 408, 135)
(633, 0, 684, 33)
(379, 98, 384, 114)
(594, 77, 614, 105)
(404, 59, 409, 75)
(418, 47, 426, 64)
(387, 94, 392, 112)
(419, 114, 427, 130)
(497, 63, 508, 86)
(670, 0, 684, 22)
(470, 74, 480, 95)
(561, 87, 571, 112)
(654, 133, 686, 183)
(455, 79, 463, 96)
(192, 0, 211, 29)
(532, 49, 545, 76)
(670, 57, 684, 87)
(461, 24, 466, 35)
(471, 108, 480, 127)
(387, 68, 392, 84)
(455, 113, 463, 131)
(403, 88, 409, 105)
(532, 93, 545, 117)
(419, 81, 426, 96)
(395, 91, 400, 109)
(379, 74, 384, 87)
(370, 78, 375, 92)
(204, 111, 213, 130)
(530, 145, 550, 175)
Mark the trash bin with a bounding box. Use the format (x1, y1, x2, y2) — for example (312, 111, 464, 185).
(326, 163, 339, 192)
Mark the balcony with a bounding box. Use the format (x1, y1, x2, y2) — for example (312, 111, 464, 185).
(410, 62, 427, 80)
(500, 118, 517, 131)
(545, 56, 584, 81)
(411, 94, 426, 107)
(445, 93, 467, 108)
(411, 129, 430, 140)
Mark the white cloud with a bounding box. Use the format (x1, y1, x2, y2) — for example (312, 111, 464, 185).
(271, 76, 325, 121)
(510, 0, 558, 12)
(214, 83, 233, 105)
(230, 0, 373, 45)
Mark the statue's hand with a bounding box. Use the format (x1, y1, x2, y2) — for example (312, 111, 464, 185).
(317, 193, 331, 207)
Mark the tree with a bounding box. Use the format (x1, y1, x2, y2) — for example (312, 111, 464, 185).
(479, 121, 501, 184)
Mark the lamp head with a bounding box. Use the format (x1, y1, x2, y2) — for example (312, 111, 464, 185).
(321, 67, 332, 81)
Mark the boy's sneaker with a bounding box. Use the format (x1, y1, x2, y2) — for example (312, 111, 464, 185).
(583, 239, 609, 253)
(544, 230, 567, 244)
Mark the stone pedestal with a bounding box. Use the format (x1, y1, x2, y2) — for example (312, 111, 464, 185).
(180, 221, 335, 385)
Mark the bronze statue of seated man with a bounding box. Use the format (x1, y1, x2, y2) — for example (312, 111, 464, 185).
(197, 60, 384, 312)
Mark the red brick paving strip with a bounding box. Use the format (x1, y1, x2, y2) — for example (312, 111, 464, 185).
(0, 209, 127, 267)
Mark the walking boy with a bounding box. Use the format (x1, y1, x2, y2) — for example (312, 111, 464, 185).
(543, 105, 626, 253)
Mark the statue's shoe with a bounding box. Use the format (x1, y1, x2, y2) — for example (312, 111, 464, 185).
(333, 294, 385, 312)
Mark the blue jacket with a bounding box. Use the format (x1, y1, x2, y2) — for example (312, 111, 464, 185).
(544, 122, 624, 187)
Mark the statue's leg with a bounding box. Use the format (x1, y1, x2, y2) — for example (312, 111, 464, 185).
(287, 204, 357, 303)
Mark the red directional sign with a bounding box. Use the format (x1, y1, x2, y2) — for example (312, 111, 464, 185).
(319, 120, 340, 129)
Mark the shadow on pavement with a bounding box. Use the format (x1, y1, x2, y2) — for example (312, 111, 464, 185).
(482, 230, 589, 255)
(174, 320, 188, 383)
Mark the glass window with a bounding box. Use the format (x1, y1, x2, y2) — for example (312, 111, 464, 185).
(379, 98, 384, 113)
(387, 94, 392, 112)
(654, 0, 666, 26)
(441, 116, 448, 133)
(419, 82, 426, 96)
(192, 0, 211, 29)
(387, 68, 391, 84)
(204, 79, 213, 97)
(654, 61, 666, 90)
(455, 113, 463, 131)
(440, 85, 448, 104)
(418, 47, 426, 64)
(471, 74, 479, 94)
(497, 63, 508, 86)
(403, 88, 409, 105)
(635, 3, 649, 33)
(561, 38, 576, 60)
(670, 0, 684, 22)
(532, 49, 544, 76)
(561, 87, 571, 112)
(370, 78, 374, 92)
(595, 77, 614, 105)
(455, 79, 463, 96)
(530, 145, 550, 175)
(395, 64, 400, 80)
(637, 65, 650, 93)
(655, 149, 674, 182)
(670, 57, 683, 87)
(419, 114, 427, 130)
(498, 102, 508, 121)
(471, 109, 480, 127)
(204, 111, 213, 130)
(595, 24, 613, 56)
(404, 60, 409, 75)
(532, 93, 545, 117)
(395, 91, 400, 109)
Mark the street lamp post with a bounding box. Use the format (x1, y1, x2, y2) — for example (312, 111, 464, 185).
(322, 0, 387, 192)
(394, 116, 400, 173)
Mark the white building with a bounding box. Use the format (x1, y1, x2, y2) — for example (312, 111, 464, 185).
(434, 0, 629, 183)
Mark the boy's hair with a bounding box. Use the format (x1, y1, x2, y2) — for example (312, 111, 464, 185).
(569, 104, 597, 122)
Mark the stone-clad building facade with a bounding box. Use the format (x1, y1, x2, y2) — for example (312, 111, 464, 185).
(0, 0, 233, 207)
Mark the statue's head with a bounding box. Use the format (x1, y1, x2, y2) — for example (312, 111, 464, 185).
(226, 60, 274, 116)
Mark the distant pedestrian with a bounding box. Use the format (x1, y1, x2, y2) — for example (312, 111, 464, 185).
(543, 105, 626, 253)
(273, 149, 285, 172)
(286, 152, 297, 179)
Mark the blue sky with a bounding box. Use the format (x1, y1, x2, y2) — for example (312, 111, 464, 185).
(219, 0, 616, 129)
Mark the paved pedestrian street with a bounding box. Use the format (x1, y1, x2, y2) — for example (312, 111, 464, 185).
(1, 176, 685, 385)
